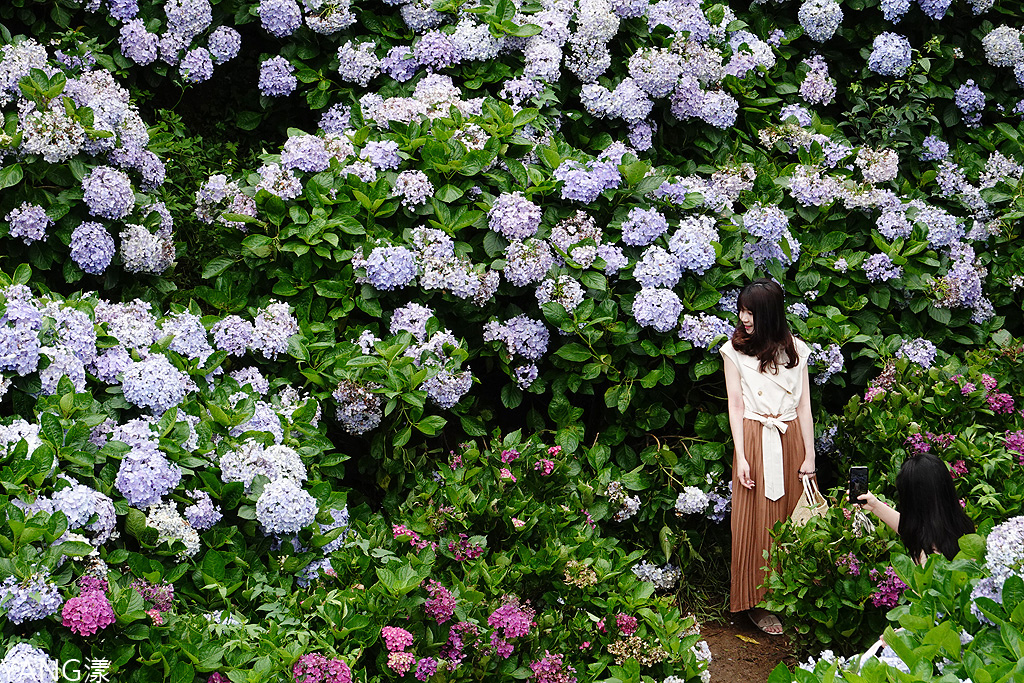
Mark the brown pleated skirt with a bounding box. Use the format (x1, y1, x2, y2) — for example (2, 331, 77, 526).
(730, 416, 806, 612)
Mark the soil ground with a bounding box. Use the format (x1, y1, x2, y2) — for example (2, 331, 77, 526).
(703, 615, 798, 682)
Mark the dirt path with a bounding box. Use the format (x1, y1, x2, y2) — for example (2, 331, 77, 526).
(703, 615, 797, 682)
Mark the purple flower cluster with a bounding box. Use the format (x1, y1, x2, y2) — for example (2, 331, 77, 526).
(62, 586, 115, 636)
(184, 489, 222, 530)
(504, 239, 555, 286)
(69, 221, 116, 274)
(868, 33, 912, 76)
(259, 0, 302, 37)
(553, 158, 621, 203)
(896, 337, 937, 369)
(869, 566, 907, 608)
(424, 580, 457, 624)
(293, 653, 352, 683)
(5, 202, 51, 244)
(256, 478, 318, 534)
(955, 80, 986, 127)
(632, 288, 682, 332)
(863, 253, 903, 282)
(484, 315, 550, 360)
(0, 643, 58, 683)
(355, 245, 417, 291)
(489, 192, 542, 240)
(333, 380, 383, 434)
(0, 574, 63, 624)
(82, 166, 135, 220)
(621, 207, 669, 246)
(122, 355, 189, 414)
(798, 0, 843, 43)
(259, 56, 297, 96)
(114, 447, 183, 508)
(678, 313, 733, 349)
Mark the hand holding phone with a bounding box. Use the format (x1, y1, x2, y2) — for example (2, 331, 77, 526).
(849, 466, 868, 505)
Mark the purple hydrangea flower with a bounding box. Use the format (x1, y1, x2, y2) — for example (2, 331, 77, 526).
(868, 33, 912, 77)
(259, 56, 297, 97)
(256, 478, 318, 534)
(258, 0, 302, 37)
(119, 19, 158, 65)
(122, 355, 190, 414)
(863, 253, 903, 282)
(357, 245, 418, 290)
(632, 288, 682, 332)
(621, 207, 669, 246)
(489, 192, 542, 240)
(955, 80, 986, 127)
(114, 448, 183, 508)
(5, 202, 50, 244)
(896, 337, 937, 368)
(483, 315, 550, 360)
(179, 47, 214, 83)
(82, 166, 134, 220)
(207, 26, 241, 64)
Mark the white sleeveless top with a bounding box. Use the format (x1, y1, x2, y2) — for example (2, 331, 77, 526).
(719, 338, 810, 417)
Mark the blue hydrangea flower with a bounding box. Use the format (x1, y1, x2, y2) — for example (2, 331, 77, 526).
(632, 288, 682, 332)
(118, 20, 158, 65)
(678, 313, 733, 349)
(82, 166, 134, 220)
(863, 253, 903, 282)
(483, 315, 550, 359)
(896, 337, 937, 368)
(179, 47, 214, 83)
(423, 369, 472, 409)
(489, 192, 542, 240)
(634, 246, 682, 288)
(955, 80, 986, 127)
(0, 642, 59, 683)
(70, 221, 115, 274)
(184, 489, 222, 530)
(121, 355, 190, 414)
(114, 447, 183, 508)
(281, 134, 330, 172)
(207, 26, 241, 64)
(256, 478, 318, 534)
(621, 207, 669, 246)
(5, 202, 51, 244)
(212, 315, 254, 356)
(868, 33, 912, 76)
(0, 574, 63, 624)
(258, 0, 302, 37)
(798, 0, 843, 43)
(259, 56, 297, 97)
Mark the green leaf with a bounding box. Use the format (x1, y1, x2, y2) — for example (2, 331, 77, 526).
(236, 111, 262, 131)
(0, 164, 23, 190)
(202, 257, 236, 279)
(555, 343, 591, 362)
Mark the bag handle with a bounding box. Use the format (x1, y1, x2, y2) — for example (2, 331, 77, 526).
(801, 473, 819, 502)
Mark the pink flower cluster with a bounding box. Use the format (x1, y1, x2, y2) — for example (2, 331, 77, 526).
(1007, 430, 1024, 464)
(387, 653, 415, 675)
(208, 674, 229, 683)
(488, 597, 536, 659)
(501, 448, 520, 464)
(447, 534, 484, 561)
(62, 587, 116, 636)
(499, 467, 517, 482)
(534, 459, 554, 476)
(615, 613, 638, 636)
(132, 579, 174, 612)
(382, 626, 415, 652)
(987, 392, 1015, 414)
(835, 552, 861, 576)
(864, 386, 885, 402)
(441, 621, 479, 667)
(414, 657, 438, 681)
(393, 524, 439, 552)
(529, 651, 577, 683)
(869, 566, 907, 608)
(293, 653, 352, 683)
(950, 460, 968, 477)
(905, 431, 955, 455)
(981, 374, 998, 391)
(424, 580, 457, 624)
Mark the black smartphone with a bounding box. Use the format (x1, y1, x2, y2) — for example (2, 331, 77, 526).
(849, 466, 868, 505)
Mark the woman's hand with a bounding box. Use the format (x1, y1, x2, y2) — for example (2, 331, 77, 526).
(798, 456, 816, 478)
(856, 491, 879, 513)
(737, 456, 754, 490)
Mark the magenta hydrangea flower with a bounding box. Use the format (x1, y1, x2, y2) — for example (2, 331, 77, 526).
(62, 590, 116, 636)
(615, 613, 638, 636)
(381, 625, 415, 652)
(293, 653, 352, 683)
(424, 580, 457, 624)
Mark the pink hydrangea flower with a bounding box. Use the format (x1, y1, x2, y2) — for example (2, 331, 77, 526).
(501, 449, 520, 464)
(615, 613, 638, 636)
(981, 374, 998, 391)
(950, 460, 968, 478)
(865, 386, 885, 402)
(62, 590, 116, 636)
(424, 580, 457, 624)
(382, 626, 415, 652)
(534, 459, 554, 476)
(961, 382, 976, 395)
(499, 468, 517, 482)
(387, 652, 415, 675)
(547, 445, 561, 456)
(293, 653, 353, 683)
(512, 517, 526, 528)
(987, 392, 1015, 414)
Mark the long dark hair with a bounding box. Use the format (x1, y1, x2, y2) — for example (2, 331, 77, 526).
(896, 453, 974, 561)
(731, 278, 798, 374)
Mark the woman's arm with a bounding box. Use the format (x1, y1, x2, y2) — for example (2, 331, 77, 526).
(858, 492, 900, 534)
(723, 354, 754, 490)
(797, 362, 816, 475)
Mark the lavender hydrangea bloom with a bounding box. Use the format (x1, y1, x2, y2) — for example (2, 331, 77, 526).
(0, 574, 63, 624)
(258, 0, 302, 37)
(184, 490, 222, 530)
(361, 140, 401, 170)
(319, 103, 351, 134)
(0, 643, 58, 683)
(119, 19, 158, 65)
(179, 47, 213, 83)
(259, 56, 297, 97)
(914, 205, 964, 248)
(917, 0, 952, 20)
(257, 478, 318, 534)
(381, 45, 418, 82)
(207, 26, 241, 64)
(880, 0, 911, 21)
(634, 246, 682, 288)
(896, 337, 937, 368)
(955, 80, 986, 127)
(877, 210, 912, 240)
(423, 369, 473, 409)
(632, 288, 682, 332)
(919, 136, 949, 161)
(868, 33, 912, 77)
(621, 207, 669, 246)
(114, 448, 182, 508)
(166, 0, 212, 40)
(393, 170, 433, 207)
(597, 244, 628, 275)
(483, 315, 550, 360)
(678, 313, 733, 349)
(798, 0, 843, 42)
(120, 224, 174, 274)
(122, 355, 189, 414)
(39, 346, 86, 394)
(251, 301, 299, 359)
(741, 204, 789, 241)
(336, 42, 381, 86)
(668, 215, 718, 274)
(674, 487, 710, 515)
(5, 202, 51, 244)
(82, 166, 134, 220)
(863, 253, 903, 282)
(357, 245, 417, 290)
(69, 221, 115, 275)
(281, 134, 330, 172)
(504, 239, 555, 286)
(489, 192, 542, 240)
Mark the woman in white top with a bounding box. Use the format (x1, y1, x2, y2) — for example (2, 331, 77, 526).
(720, 278, 816, 634)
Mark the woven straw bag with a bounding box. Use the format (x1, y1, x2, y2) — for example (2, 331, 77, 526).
(791, 475, 828, 526)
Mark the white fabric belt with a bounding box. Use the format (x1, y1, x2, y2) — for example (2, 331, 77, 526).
(744, 408, 797, 501)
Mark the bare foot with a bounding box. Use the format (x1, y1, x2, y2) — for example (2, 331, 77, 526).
(748, 608, 783, 636)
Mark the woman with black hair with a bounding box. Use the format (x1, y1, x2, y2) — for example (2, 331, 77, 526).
(857, 452, 975, 563)
(720, 278, 816, 634)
